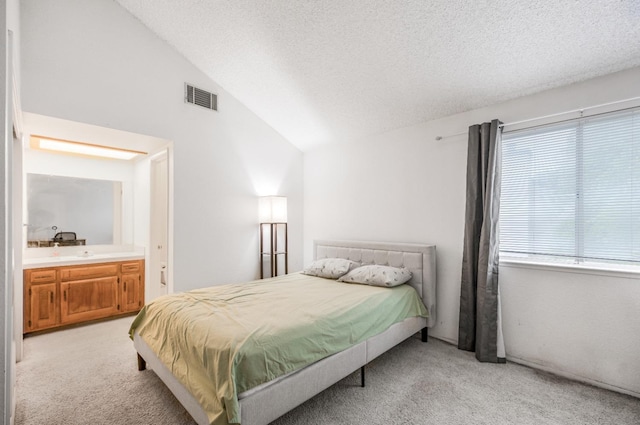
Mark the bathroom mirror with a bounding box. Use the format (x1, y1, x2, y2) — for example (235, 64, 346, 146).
(26, 174, 122, 247)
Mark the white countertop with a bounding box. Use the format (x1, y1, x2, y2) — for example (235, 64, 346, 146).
(23, 248, 145, 269)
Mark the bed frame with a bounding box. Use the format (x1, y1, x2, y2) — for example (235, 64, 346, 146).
(134, 240, 436, 425)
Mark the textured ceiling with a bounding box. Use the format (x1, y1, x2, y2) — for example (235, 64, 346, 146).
(115, 0, 640, 151)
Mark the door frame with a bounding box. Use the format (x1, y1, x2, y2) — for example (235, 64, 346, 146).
(148, 149, 173, 299)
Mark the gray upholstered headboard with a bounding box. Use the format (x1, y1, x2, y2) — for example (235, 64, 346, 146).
(313, 240, 437, 328)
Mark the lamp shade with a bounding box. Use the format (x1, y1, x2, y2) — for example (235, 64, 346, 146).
(259, 196, 287, 223)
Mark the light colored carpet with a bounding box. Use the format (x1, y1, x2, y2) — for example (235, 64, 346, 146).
(15, 317, 640, 425)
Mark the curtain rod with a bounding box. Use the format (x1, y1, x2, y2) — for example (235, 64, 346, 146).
(434, 95, 640, 141)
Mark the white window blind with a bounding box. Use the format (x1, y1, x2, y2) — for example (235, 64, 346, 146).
(500, 108, 640, 265)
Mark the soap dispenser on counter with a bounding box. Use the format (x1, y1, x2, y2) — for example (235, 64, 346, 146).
(52, 242, 60, 257)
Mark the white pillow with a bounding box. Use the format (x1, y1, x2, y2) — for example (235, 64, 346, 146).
(302, 258, 358, 279)
(338, 265, 412, 287)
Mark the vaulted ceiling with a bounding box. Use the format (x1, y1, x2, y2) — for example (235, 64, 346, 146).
(115, 0, 640, 151)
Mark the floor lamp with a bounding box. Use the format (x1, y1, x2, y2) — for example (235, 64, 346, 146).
(259, 196, 288, 279)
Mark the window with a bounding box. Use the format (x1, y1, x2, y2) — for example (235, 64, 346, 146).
(500, 108, 640, 266)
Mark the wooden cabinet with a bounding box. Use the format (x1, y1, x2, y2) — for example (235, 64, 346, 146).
(24, 259, 145, 334)
(27, 282, 58, 330)
(121, 261, 144, 312)
(25, 268, 58, 331)
(60, 276, 120, 325)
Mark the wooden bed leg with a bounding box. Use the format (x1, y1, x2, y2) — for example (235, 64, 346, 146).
(137, 353, 147, 371)
(421, 328, 428, 343)
(360, 366, 365, 387)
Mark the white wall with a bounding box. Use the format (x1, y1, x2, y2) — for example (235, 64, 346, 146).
(500, 264, 640, 395)
(304, 67, 640, 396)
(20, 0, 303, 291)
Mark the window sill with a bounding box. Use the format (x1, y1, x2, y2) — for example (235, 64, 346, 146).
(499, 257, 640, 280)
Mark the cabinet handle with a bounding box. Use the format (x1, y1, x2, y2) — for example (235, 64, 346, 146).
(63, 290, 67, 301)
(50, 292, 54, 303)
(124, 282, 127, 291)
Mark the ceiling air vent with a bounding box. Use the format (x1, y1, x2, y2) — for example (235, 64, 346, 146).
(185, 83, 218, 111)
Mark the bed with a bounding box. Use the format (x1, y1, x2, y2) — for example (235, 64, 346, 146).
(131, 240, 436, 425)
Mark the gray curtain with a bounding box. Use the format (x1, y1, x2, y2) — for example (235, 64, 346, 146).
(458, 119, 505, 363)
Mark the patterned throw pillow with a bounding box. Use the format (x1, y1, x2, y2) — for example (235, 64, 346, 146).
(302, 258, 358, 279)
(338, 265, 412, 287)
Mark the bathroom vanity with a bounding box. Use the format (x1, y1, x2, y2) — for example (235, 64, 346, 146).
(23, 254, 145, 334)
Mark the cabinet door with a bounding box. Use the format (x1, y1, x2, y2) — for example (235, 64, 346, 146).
(25, 283, 58, 331)
(122, 273, 144, 312)
(60, 276, 119, 325)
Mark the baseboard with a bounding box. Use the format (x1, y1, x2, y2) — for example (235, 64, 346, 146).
(506, 355, 640, 399)
(428, 336, 640, 399)
(430, 335, 457, 345)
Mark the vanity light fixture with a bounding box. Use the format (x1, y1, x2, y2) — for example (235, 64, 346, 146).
(30, 135, 147, 160)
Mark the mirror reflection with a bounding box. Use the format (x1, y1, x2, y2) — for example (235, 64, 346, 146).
(27, 174, 121, 248)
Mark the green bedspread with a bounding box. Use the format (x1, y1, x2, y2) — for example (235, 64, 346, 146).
(129, 272, 428, 425)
